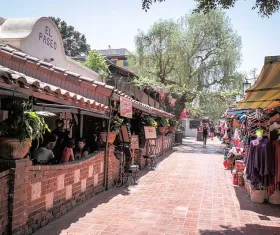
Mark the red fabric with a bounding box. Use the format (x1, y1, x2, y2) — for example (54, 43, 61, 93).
(223, 160, 231, 169)
(61, 147, 73, 163)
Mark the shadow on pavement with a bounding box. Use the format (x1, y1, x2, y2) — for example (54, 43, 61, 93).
(34, 150, 174, 235)
(199, 224, 279, 235)
(234, 186, 280, 218)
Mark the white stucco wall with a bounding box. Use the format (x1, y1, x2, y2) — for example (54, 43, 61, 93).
(182, 118, 197, 137)
(0, 17, 101, 81)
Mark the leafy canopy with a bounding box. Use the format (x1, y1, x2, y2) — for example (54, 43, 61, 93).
(49, 17, 91, 57)
(142, 0, 280, 17)
(84, 50, 111, 81)
(131, 9, 243, 120)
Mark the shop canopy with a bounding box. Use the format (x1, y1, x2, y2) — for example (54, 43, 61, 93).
(237, 56, 280, 110)
(226, 109, 249, 118)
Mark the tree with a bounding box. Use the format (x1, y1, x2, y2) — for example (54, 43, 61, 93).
(142, 0, 280, 17)
(131, 10, 242, 119)
(131, 19, 180, 85)
(49, 17, 91, 57)
(84, 50, 111, 81)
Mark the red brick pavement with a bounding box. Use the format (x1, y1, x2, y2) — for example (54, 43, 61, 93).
(34, 138, 280, 235)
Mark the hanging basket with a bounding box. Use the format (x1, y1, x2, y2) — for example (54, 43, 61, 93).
(0, 137, 30, 159)
(269, 190, 280, 205)
(250, 189, 266, 203)
(168, 126, 176, 133)
(99, 132, 116, 144)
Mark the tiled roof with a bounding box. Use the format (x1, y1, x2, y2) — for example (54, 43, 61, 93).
(0, 44, 174, 119)
(113, 89, 174, 119)
(0, 44, 115, 97)
(0, 66, 109, 113)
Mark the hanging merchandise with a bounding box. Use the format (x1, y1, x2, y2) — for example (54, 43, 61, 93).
(246, 137, 274, 187)
(223, 105, 280, 205)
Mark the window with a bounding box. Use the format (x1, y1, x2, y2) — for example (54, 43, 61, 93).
(123, 60, 129, 66)
(189, 120, 200, 129)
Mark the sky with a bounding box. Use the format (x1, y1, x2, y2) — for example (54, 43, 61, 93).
(1, 0, 280, 76)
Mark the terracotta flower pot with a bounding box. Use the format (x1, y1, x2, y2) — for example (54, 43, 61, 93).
(158, 127, 166, 134)
(0, 137, 30, 159)
(169, 126, 175, 133)
(99, 132, 117, 144)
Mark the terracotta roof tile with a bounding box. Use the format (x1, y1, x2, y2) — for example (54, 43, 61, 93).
(0, 66, 108, 113)
(25, 55, 39, 62)
(65, 71, 80, 77)
(13, 51, 27, 57)
(1, 46, 15, 53)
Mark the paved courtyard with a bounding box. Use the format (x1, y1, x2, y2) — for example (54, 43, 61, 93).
(35, 138, 280, 235)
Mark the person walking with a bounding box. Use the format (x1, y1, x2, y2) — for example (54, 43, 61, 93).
(202, 124, 208, 146)
(210, 125, 215, 140)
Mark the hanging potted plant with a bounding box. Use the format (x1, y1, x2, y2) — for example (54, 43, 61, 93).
(158, 117, 169, 134)
(100, 115, 123, 144)
(141, 116, 158, 128)
(169, 119, 178, 133)
(250, 184, 266, 203)
(0, 101, 50, 159)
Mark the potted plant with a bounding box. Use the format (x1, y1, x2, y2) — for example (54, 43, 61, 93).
(157, 118, 169, 134)
(250, 184, 266, 203)
(0, 102, 50, 159)
(169, 119, 178, 133)
(142, 116, 158, 127)
(100, 115, 123, 144)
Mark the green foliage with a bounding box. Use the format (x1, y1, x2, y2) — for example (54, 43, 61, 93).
(110, 115, 123, 133)
(131, 76, 161, 89)
(132, 19, 180, 84)
(0, 102, 50, 144)
(141, 116, 158, 127)
(253, 183, 266, 190)
(49, 17, 91, 57)
(169, 119, 178, 127)
(131, 10, 243, 120)
(84, 50, 111, 81)
(141, 0, 280, 17)
(157, 117, 170, 127)
(198, 90, 240, 121)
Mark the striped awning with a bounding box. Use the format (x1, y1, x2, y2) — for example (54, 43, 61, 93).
(237, 56, 280, 110)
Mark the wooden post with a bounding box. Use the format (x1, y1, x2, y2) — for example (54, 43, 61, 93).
(79, 113, 83, 138)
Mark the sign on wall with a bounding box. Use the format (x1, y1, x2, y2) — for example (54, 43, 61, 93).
(131, 135, 139, 150)
(120, 96, 132, 118)
(39, 26, 57, 50)
(144, 126, 157, 139)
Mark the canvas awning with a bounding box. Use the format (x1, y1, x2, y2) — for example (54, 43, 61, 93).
(237, 56, 280, 110)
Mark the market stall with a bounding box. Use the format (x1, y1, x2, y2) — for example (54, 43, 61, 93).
(222, 56, 280, 204)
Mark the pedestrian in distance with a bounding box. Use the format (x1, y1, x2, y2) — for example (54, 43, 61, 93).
(210, 125, 215, 140)
(202, 124, 208, 146)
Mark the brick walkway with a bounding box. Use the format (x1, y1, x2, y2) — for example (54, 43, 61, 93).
(34, 138, 280, 235)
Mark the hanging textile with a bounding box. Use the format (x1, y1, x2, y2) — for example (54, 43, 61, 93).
(246, 138, 275, 187)
(272, 141, 280, 189)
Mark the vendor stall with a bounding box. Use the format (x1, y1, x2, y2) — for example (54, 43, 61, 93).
(222, 56, 280, 204)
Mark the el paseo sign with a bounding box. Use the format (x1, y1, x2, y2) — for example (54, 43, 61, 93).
(39, 26, 57, 50)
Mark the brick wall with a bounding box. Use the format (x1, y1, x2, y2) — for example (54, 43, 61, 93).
(26, 151, 106, 234)
(0, 136, 174, 235)
(0, 170, 10, 235)
(107, 148, 120, 188)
